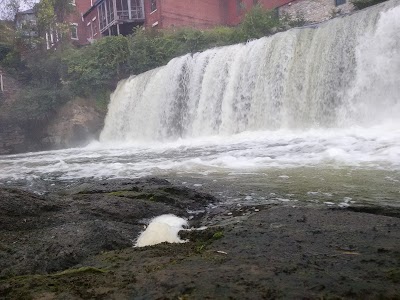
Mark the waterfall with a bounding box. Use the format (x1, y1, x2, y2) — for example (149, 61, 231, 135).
(100, 0, 400, 143)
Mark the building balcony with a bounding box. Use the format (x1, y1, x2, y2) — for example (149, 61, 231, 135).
(98, 0, 145, 33)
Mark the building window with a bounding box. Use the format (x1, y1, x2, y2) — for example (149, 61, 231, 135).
(70, 24, 78, 40)
(92, 17, 98, 36)
(131, 0, 144, 19)
(116, 0, 129, 20)
(335, 0, 346, 5)
(99, 2, 107, 30)
(87, 21, 93, 38)
(107, 0, 115, 23)
(150, 0, 157, 12)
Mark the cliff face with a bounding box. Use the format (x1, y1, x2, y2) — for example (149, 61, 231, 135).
(0, 122, 29, 155)
(0, 68, 29, 154)
(0, 69, 106, 155)
(0, 98, 106, 155)
(44, 97, 105, 149)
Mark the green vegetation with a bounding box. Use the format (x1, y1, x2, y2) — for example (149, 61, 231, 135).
(0, 21, 14, 61)
(63, 6, 304, 93)
(36, 0, 75, 33)
(386, 269, 400, 283)
(238, 6, 284, 40)
(2, 45, 72, 122)
(0, 0, 79, 122)
(10, 85, 71, 122)
(1, 266, 109, 299)
(191, 228, 225, 254)
(124, 26, 236, 76)
(212, 231, 224, 239)
(64, 35, 130, 95)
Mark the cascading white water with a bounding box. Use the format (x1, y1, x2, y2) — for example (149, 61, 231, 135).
(100, 0, 400, 143)
(1, 0, 400, 194)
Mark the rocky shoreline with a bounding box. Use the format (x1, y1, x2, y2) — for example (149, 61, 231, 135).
(0, 177, 399, 299)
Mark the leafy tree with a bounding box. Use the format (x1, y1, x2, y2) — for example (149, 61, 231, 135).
(35, 0, 75, 47)
(63, 36, 130, 95)
(62, 5, 301, 92)
(9, 85, 72, 122)
(238, 5, 282, 40)
(36, 0, 73, 29)
(0, 0, 36, 20)
(0, 20, 31, 77)
(0, 20, 15, 60)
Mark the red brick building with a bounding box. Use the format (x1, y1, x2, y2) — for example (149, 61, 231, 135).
(68, 0, 294, 45)
(45, 0, 93, 48)
(67, 0, 93, 45)
(145, 0, 228, 29)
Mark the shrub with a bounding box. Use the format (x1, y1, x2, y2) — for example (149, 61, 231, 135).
(202, 26, 237, 47)
(238, 5, 282, 40)
(1, 50, 23, 70)
(10, 85, 72, 122)
(63, 35, 130, 95)
(0, 43, 12, 62)
(125, 28, 173, 75)
(25, 50, 64, 85)
(59, 5, 299, 101)
(123, 6, 292, 76)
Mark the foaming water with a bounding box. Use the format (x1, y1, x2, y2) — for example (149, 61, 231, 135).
(135, 214, 188, 247)
(1, 126, 399, 182)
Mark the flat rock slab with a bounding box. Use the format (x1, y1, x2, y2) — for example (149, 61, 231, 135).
(1, 198, 399, 299)
(0, 178, 216, 278)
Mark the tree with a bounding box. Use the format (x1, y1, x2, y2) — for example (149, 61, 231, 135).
(36, 0, 72, 29)
(34, 0, 75, 49)
(0, 20, 15, 62)
(0, 0, 36, 20)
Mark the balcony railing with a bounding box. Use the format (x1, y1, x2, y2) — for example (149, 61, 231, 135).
(99, 0, 145, 33)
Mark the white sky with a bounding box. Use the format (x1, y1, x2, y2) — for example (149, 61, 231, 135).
(0, 0, 39, 19)
(19, 0, 39, 11)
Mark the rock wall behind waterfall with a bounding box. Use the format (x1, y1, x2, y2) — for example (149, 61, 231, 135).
(101, 0, 400, 143)
(0, 96, 105, 154)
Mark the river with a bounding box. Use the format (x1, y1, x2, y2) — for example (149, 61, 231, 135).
(1, 0, 399, 209)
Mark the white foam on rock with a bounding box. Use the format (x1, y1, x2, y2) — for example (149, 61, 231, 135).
(134, 214, 188, 247)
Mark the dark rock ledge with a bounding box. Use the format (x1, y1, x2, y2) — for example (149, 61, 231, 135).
(0, 177, 399, 299)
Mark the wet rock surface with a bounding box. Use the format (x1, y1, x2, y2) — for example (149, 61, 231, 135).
(0, 178, 215, 279)
(0, 178, 399, 299)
